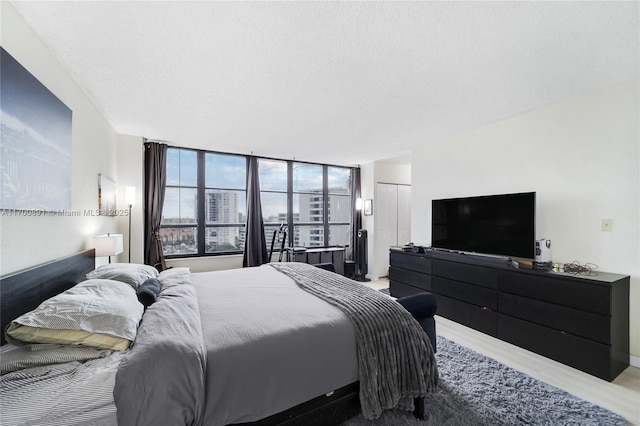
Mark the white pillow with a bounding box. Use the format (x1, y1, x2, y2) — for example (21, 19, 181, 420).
(6, 279, 144, 351)
(86, 263, 159, 289)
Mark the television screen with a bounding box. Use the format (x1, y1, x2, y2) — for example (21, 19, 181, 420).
(432, 192, 535, 259)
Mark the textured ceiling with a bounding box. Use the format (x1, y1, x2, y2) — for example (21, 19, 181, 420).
(9, 1, 639, 166)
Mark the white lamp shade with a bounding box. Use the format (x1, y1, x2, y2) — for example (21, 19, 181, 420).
(125, 186, 136, 206)
(93, 234, 124, 257)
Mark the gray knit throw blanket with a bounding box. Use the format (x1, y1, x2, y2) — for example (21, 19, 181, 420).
(270, 262, 438, 420)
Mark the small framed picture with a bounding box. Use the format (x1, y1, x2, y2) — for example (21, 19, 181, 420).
(363, 199, 373, 216)
(98, 173, 117, 216)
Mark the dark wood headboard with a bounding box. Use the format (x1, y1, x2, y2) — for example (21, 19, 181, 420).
(0, 249, 95, 345)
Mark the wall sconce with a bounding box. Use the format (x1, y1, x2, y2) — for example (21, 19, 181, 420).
(125, 186, 136, 263)
(93, 233, 123, 264)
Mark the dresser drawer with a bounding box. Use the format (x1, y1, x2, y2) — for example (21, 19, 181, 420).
(433, 260, 498, 289)
(390, 252, 432, 274)
(389, 267, 431, 291)
(433, 276, 497, 310)
(390, 281, 425, 298)
(436, 295, 497, 336)
(498, 271, 610, 314)
(499, 293, 610, 344)
(498, 314, 613, 381)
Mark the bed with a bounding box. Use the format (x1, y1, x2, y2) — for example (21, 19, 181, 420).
(0, 250, 438, 425)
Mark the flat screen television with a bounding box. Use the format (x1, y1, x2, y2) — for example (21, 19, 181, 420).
(431, 192, 535, 259)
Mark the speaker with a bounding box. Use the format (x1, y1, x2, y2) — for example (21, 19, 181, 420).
(355, 229, 369, 281)
(534, 239, 552, 269)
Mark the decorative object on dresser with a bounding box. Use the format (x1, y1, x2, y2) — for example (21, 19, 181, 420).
(389, 249, 630, 381)
(534, 238, 552, 269)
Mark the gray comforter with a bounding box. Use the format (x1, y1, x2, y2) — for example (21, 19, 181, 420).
(115, 263, 438, 425)
(114, 267, 207, 426)
(191, 264, 359, 425)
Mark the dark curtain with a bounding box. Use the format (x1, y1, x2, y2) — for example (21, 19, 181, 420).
(144, 141, 167, 266)
(243, 156, 268, 267)
(348, 167, 362, 261)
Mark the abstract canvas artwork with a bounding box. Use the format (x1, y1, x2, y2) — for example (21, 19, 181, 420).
(0, 47, 72, 211)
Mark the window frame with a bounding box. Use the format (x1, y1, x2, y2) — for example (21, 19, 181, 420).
(203, 152, 248, 254)
(160, 147, 354, 258)
(159, 148, 200, 257)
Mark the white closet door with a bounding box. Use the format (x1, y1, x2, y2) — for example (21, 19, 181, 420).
(374, 183, 399, 278)
(397, 185, 411, 245)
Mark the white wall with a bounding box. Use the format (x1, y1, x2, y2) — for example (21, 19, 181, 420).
(116, 135, 145, 264)
(0, 2, 120, 275)
(412, 78, 640, 361)
(360, 161, 411, 279)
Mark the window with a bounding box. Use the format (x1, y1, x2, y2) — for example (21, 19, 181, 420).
(160, 149, 198, 256)
(327, 166, 351, 246)
(160, 148, 247, 256)
(160, 147, 354, 258)
(260, 161, 353, 249)
(293, 163, 324, 247)
(259, 159, 288, 250)
(204, 153, 246, 253)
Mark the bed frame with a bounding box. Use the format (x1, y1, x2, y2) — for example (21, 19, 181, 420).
(0, 249, 425, 424)
(0, 249, 95, 345)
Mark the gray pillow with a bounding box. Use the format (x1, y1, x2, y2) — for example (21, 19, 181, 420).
(86, 263, 158, 289)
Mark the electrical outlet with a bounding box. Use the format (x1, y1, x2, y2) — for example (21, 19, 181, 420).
(601, 219, 613, 232)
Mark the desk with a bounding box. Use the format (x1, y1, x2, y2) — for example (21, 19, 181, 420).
(286, 247, 346, 275)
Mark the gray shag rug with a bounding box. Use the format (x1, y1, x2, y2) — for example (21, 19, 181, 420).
(342, 336, 628, 425)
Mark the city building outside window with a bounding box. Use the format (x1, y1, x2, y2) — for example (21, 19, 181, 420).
(259, 159, 289, 251)
(204, 152, 247, 253)
(293, 162, 324, 247)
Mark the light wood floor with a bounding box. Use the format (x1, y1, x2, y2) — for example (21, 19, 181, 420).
(364, 278, 640, 424)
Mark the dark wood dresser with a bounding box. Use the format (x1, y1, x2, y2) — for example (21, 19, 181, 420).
(389, 250, 630, 381)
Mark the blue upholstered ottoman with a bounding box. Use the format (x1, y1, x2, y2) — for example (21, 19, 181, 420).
(397, 292, 437, 352)
(313, 262, 336, 273)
